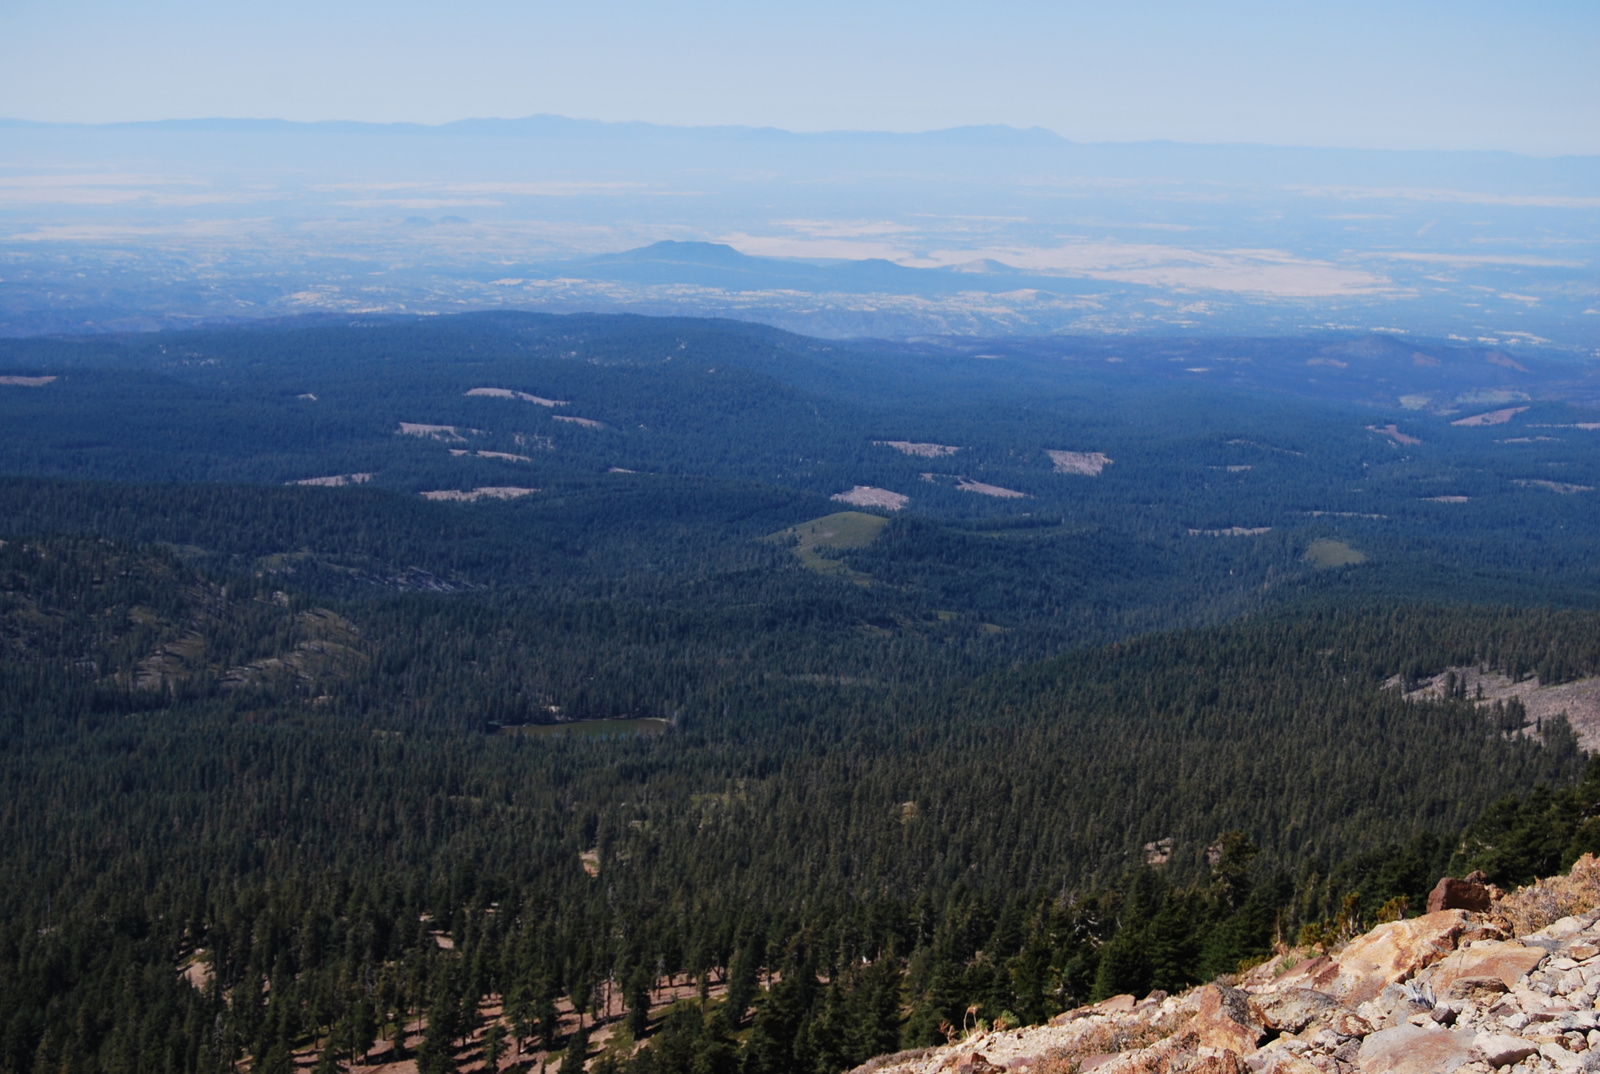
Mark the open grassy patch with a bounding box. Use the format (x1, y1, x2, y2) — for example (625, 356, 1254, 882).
(1303, 538, 1367, 569)
(764, 511, 889, 579)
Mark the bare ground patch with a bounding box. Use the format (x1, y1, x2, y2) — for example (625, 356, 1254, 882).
(466, 387, 567, 406)
(1047, 450, 1112, 476)
(449, 450, 533, 462)
(1515, 479, 1592, 494)
(1188, 526, 1271, 537)
(956, 478, 1027, 498)
(832, 486, 909, 510)
(420, 487, 538, 503)
(289, 473, 373, 487)
(399, 422, 478, 442)
(1400, 667, 1600, 750)
(876, 440, 961, 458)
(1453, 406, 1529, 427)
(919, 473, 1028, 498)
(553, 415, 604, 429)
(1368, 423, 1422, 445)
(0, 375, 56, 386)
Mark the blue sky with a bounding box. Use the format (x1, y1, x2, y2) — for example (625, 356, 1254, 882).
(2, 0, 1596, 155)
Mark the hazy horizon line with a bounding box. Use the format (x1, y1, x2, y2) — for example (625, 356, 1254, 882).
(4, 112, 1594, 162)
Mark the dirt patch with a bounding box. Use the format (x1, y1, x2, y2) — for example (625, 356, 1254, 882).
(1189, 526, 1271, 537)
(1400, 667, 1600, 751)
(553, 415, 604, 428)
(580, 849, 601, 877)
(466, 387, 567, 406)
(0, 375, 56, 386)
(877, 440, 961, 458)
(1425, 495, 1470, 503)
(1368, 423, 1422, 445)
(1048, 450, 1112, 476)
(449, 450, 533, 462)
(1453, 406, 1529, 427)
(832, 486, 909, 510)
(289, 473, 373, 487)
(420, 487, 538, 502)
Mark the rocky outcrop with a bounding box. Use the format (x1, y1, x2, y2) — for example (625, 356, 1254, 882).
(855, 857, 1600, 1074)
(1431, 876, 1497, 915)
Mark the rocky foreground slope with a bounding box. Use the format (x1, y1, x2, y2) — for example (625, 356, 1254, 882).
(854, 857, 1600, 1074)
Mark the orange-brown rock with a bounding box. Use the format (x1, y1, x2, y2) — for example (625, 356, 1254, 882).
(1269, 954, 1338, 992)
(1428, 877, 1494, 914)
(1326, 910, 1469, 1004)
(1356, 1024, 1478, 1073)
(950, 1051, 1004, 1074)
(1247, 988, 1343, 1033)
(1328, 1009, 1375, 1038)
(1249, 1054, 1323, 1074)
(1193, 984, 1263, 1054)
(1186, 1052, 1242, 1074)
(1420, 939, 1546, 992)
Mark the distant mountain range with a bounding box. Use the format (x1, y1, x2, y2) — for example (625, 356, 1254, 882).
(0, 114, 1596, 347)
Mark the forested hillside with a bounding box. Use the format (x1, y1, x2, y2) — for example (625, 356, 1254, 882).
(1, 313, 1598, 1074)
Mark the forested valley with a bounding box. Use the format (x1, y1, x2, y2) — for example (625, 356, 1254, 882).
(2, 313, 1598, 1074)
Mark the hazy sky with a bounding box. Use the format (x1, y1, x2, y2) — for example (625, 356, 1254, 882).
(2, 0, 1596, 156)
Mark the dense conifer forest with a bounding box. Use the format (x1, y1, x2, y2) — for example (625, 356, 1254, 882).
(1, 313, 1598, 1074)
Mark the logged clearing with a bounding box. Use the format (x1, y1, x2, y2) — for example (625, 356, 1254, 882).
(398, 422, 474, 442)
(1189, 526, 1271, 537)
(1516, 479, 1593, 494)
(1303, 538, 1366, 568)
(552, 415, 604, 428)
(1048, 450, 1112, 475)
(1453, 406, 1529, 427)
(288, 473, 373, 487)
(1400, 668, 1600, 751)
(876, 440, 961, 457)
(419, 487, 538, 502)
(0, 375, 56, 386)
(764, 511, 890, 578)
(465, 387, 567, 406)
(955, 478, 1027, 499)
(831, 486, 909, 510)
(1368, 423, 1422, 445)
